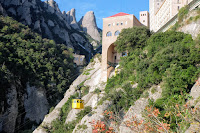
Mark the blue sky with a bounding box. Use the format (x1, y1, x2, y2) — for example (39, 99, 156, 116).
(43, 0, 149, 29)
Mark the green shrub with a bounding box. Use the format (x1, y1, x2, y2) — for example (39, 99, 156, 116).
(151, 87, 157, 94)
(178, 5, 189, 22)
(105, 29, 200, 131)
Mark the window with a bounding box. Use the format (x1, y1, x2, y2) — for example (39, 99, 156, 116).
(125, 21, 127, 25)
(143, 20, 145, 22)
(108, 23, 111, 27)
(80, 58, 83, 61)
(74, 101, 76, 103)
(114, 31, 120, 36)
(121, 22, 123, 25)
(117, 23, 119, 26)
(113, 23, 115, 26)
(122, 52, 127, 57)
(106, 31, 112, 37)
(178, 6, 180, 10)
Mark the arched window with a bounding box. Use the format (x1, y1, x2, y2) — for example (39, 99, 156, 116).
(106, 31, 112, 37)
(114, 31, 120, 36)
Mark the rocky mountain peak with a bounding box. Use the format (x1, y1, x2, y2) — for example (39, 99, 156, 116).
(80, 11, 101, 42)
(66, 8, 80, 30)
(45, 0, 61, 14)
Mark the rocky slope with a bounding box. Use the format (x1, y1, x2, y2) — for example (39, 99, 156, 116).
(178, 9, 200, 39)
(79, 11, 101, 42)
(33, 9, 200, 133)
(34, 54, 200, 132)
(34, 54, 106, 133)
(0, 0, 102, 61)
(0, 11, 75, 133)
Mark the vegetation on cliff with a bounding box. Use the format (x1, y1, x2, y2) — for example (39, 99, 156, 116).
(103, 26, 200, 131)
(0, 15, 76, 112)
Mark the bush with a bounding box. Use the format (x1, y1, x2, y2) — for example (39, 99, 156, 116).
(105, 29, 200, 131)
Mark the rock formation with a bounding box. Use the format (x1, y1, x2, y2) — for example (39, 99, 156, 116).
(0, 0, 94, 60)
(0, 83, 49, 133)
(0, 0, 101, 132)
(178, 10, 200, 39)
(67, 8, 80, 30)
(79, 11, 101, 42)
(0, 3, 7, 16)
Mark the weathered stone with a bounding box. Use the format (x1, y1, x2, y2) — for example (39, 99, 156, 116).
(41, 17, 53, 39)
(34, 20, 41, 32)
(80, 11, 101, 41)
(2, 85, 18, 133)
(48, 20, 55, 27)
(178, 10, 200, 39)
(71, 33, 86, 44)
(7, 7, 16, 16)
(17, 6, 32, 25)
(24, 84, 49, 124)
(0, 3, 7, 16)
(189, 78, 200, 106)
(68, 8, 80, 30)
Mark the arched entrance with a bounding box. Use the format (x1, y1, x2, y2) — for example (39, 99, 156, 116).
(107, 43, 117, 78)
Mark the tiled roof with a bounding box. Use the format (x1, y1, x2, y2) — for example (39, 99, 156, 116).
(107, 12, 130, 18)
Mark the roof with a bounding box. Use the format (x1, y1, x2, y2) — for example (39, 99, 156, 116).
(107, 12, 130, 18)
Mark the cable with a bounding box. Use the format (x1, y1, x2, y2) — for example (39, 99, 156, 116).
(14, 67, 103, 132)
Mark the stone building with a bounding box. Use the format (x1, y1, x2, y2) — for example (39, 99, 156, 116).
(150, 0, 193, 32)
(140, 11, 150, 28)
(101, 12, 148, 81)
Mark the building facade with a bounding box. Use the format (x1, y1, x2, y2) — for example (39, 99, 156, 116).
(140, 11, 150, 27)
(150, 0, 193, 32)
(101, 12, 148, 81)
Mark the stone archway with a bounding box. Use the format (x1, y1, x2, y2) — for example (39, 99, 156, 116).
(107, 43, 118, 78)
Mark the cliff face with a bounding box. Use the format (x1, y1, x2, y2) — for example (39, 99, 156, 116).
(79, 11, 101, 42)
(0, 0, 99, 60)
(0, 83, 49, 133)
(34, 55, 200, 133)
(34, 54, 107, 133)
(178, 10, 200, 39)
(33, 9, 200, 133)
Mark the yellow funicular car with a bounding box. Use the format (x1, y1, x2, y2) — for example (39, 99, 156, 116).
(72, 85, 84, 109)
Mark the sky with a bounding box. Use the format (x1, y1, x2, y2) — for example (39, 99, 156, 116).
(43, 0, 149, 29)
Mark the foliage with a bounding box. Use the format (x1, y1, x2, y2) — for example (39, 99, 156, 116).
(91, 104, 200, 132)
(178, 5, 189, 23)
(114, 26, 151, 53)
(104, 28, 200, 131)
(82, 68, 94, 75)
(77, 124, 87, 130)
(94, 88, 101, 95)
(171, 7, 200, 31)
(50, 106, 92, 133)
(0, 16, 76, 112)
